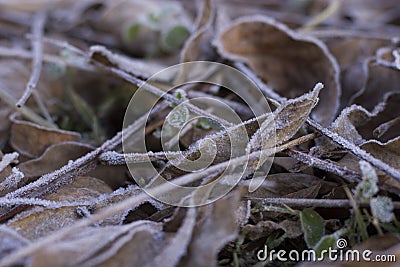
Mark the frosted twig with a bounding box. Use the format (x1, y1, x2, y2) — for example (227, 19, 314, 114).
(0, 197, 92, 208)
(16, 10, 46, 108)
(99, 151, 181, 165)
(306, 119, 400, 181)
(0, 87, 56, 128)
(0, 167, 24, 192)
(250, 197, 400, 209)
(287, 149, 360, 182)
(0, 152, 19, 174)
(237, 63, 400, 181)
(32, 90, 54, 126)
(0, 45, 95, 71)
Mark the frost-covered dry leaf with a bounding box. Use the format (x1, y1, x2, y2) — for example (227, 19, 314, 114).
(30, 221, 163, 267)
(248, 83, 321, 152)
(216, 16, 341, 125)
(18, 142, 93, 178)
(178, 191, 240, 267)
(10, 116, 80, 158)
(7, 177, 112, 240)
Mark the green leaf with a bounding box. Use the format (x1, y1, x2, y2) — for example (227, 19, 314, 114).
(162, 25, 190, 52)
(125, 23, 141, 41)
(300, 209, 325, 248)
(313, 234, 337, 258)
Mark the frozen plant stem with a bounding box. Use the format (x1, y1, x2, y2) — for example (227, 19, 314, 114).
(99, 150, 181, 165)
(0, 152, 19, 173)
(236, 63, 400, 182)
(0, 86, 56, 128)
(16, 10, 46, 108)
(250, 197, 400, 209)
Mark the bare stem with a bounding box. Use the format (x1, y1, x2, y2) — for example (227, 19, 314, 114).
(249, 197, 400, 209)
(16, 10, 46, 108)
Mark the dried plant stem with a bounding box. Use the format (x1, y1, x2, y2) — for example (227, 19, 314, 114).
(0, 86, 56, 128)
(250, 197, 400, 209)
(99, 150, 181, 165)
(306, 119, 400, 181)
(287, 149, 360, 182)
(16, 10, 46, 108)
(0, 152, 18, 173)
(0, 45, 95, 71)
(0, 197, 93, 208)
(299, 0, 342, 32)
(32, 90, 54, 126)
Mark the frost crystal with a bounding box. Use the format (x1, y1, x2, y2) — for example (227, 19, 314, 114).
(370, 196, 394, 223)
(353, 161, 378, 201)
(0, 167, 24, 190)
(0, 152, 19, 173)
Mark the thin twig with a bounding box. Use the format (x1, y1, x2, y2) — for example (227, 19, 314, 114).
(16, 10, 46, 108)
(99, 150, 181, 165)
(248, 197, 400, 209)
(0, 86, 57, 128)
(32, 90, 54, 126)
(299, 0, 342, 32)
(287, 149, 361, 182)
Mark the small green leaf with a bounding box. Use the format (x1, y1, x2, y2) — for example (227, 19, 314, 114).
(162, 25, 190, 52)
(300, 209, 325, 248)
(313, 234, 337, 258)
(126, 23, 141, 41)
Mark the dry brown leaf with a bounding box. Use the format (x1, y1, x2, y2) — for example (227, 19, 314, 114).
(215, 15, 341, 125)
(248, 84, 320, 152)
(7, 177, 112, 240)
(242, 220, 283, 241)
(30, 221, 163, 267)
(18, 141, 93, 178)
(330, 92, 400, 146)
(0, 226, 29, 266)
(10, 116, 80, 158)
(326, 38, 389, 110)
(180, 0, 216, 62)
(178, 190, 241, 267)
(242, 219, 302, 241)
(350, 58, 400, 111)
